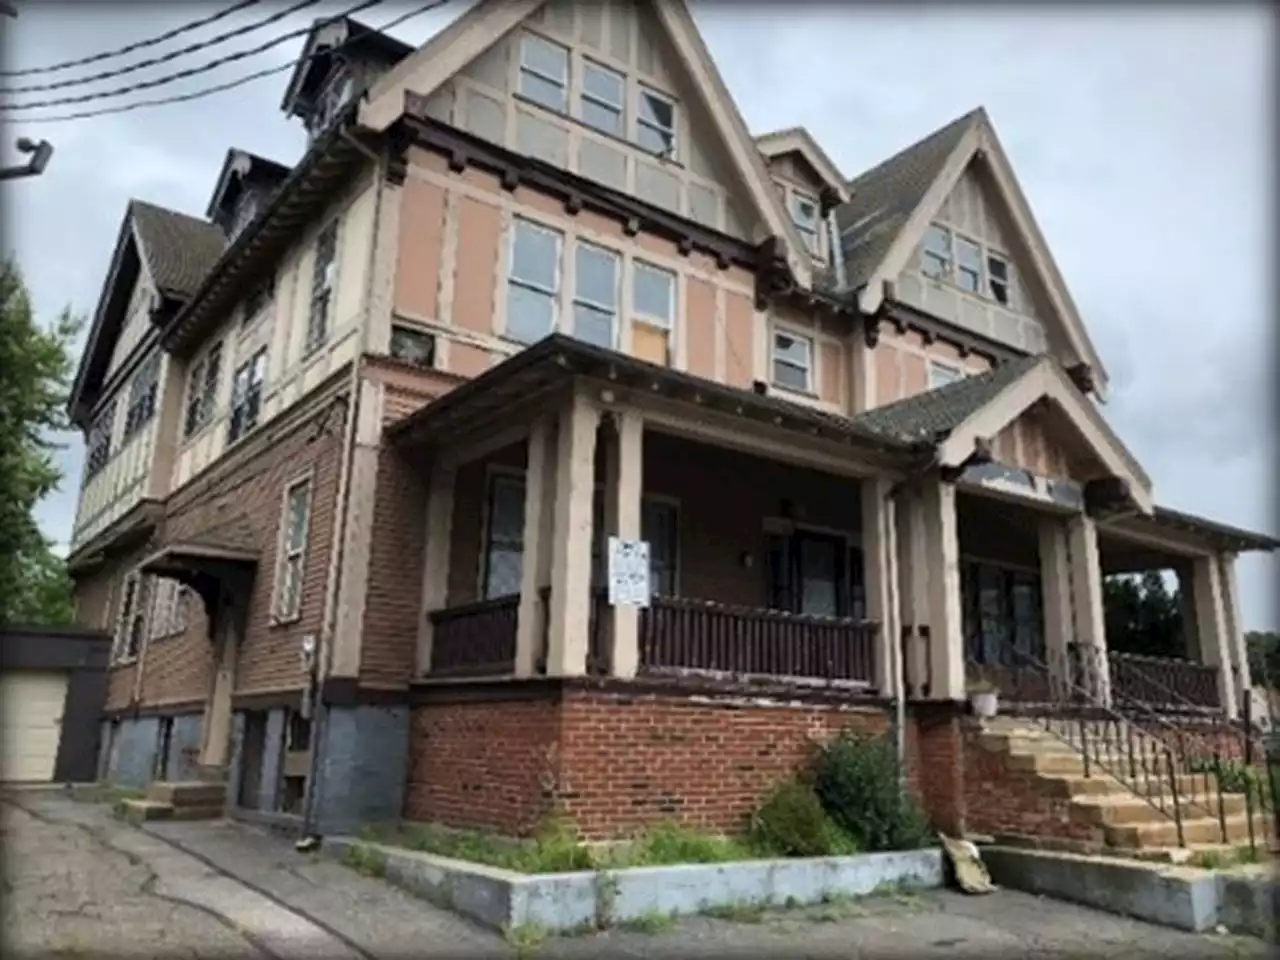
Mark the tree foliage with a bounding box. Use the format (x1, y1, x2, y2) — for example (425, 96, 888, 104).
(1246, 631, 1280, 688)
(0, 259, 81, 626)
(1102, 570, 1184, 658)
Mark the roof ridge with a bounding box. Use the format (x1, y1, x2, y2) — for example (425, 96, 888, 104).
(847, 106, 984, 191)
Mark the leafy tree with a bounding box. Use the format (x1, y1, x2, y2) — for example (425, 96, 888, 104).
(1102, 571, 1184, 659)
(1246, 630, 1280, 688)
(0, 259, 80, 626)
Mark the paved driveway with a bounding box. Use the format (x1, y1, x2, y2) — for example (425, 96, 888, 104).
(2, 790, 1268, 959)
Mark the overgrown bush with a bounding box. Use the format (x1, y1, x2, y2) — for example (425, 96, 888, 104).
(748, 779, 856, 858)
(812, 731, 931, 852)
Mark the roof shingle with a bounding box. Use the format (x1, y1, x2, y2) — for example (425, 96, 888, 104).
(128, 200, 226, 300)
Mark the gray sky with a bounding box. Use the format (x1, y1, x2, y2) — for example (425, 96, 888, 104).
(3, 2, 1275, 630)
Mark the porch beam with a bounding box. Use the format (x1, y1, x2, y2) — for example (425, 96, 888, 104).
(604, 410, 644, 678)
(920, 480, 964, 701)
(515, 416, 558, 677)
(1066, 514, 1112, 704)
(437, 423, 532, 471)
(1191, 553, 1238, 717)
(416, 462, 456, 675)
(1218, 552, 1253, 714)
(545, 391, 601, 677)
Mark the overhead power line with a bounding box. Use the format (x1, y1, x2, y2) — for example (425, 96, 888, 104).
(0, 0, 383, 112)
(16, 0, 454, 126)
(1, 0, 326, 96)
(0, 0, 264, 78)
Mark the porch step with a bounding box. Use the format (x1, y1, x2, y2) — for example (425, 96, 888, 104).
(147, 781, 225, 807)
(117, 799, 174, 825)
(1104, 812, 1274, 850)
(1069, 792, 1249, 826)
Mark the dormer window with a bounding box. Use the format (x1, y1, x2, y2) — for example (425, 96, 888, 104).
(230, 192, 258, 240)
(788, 190, 822, 258)
(311, 69, 353, 137)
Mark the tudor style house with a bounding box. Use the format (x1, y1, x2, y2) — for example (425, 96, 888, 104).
(71, 0, 1275, 850)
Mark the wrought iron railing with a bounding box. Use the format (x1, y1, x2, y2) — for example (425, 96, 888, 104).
(1107, 649, 1221, 711)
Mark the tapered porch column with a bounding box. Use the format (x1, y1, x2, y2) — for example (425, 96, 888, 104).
(895, 488, 930, 697)
(1218, 552, 1253, 716)
(1038, 518, 1074, 691)
(515, 417, 558, 677)
(1066, 514, 1111, 704)
(861, 478, 900, 698)
(1191, 552, 1238, 717)
(416, 462, 456, 675)
(920, 479, 964, 701)
(545, 393, 601, 677)
(602, 410, 644, 678)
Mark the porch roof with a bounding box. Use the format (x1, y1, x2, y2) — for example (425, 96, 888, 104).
(387, 334, 929, 458)
(1111, 507, 1280, 555)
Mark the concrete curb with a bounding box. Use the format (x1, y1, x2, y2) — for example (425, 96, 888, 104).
(982, 846, 1276, 937)
(322, 837, 943, 933)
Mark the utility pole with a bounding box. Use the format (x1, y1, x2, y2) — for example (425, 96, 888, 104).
(0, 2, 55, 182)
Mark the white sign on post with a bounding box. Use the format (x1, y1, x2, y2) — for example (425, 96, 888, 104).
(607, 536, 651, 608)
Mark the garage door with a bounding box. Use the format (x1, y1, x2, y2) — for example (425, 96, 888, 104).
(0, 671, 69, 782)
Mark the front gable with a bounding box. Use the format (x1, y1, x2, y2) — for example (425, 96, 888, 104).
(359, 0, 812, 287)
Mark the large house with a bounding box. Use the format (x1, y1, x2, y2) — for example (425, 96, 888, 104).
(69, 0, 1276, 850)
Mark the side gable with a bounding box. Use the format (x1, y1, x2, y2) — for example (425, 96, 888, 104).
(836, 109, 1109, 400)
(358, 0, 813, 288)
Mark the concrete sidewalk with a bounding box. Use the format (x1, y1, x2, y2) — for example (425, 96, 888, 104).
(3, 790, 1269, 959)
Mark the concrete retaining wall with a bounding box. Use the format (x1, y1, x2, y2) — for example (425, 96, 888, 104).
(983, 846, 1275, 938)
(321, 837, 942, 934)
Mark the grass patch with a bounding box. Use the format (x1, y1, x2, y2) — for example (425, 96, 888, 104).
(1187, 845, 1269, 870)
(617, 909, 678, 934)
(700, 901, 768, 924)
(341, 842, 388, 878)
(501, 921, 548, 959)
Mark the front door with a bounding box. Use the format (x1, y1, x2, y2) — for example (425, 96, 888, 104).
(766, 530, 864, 618)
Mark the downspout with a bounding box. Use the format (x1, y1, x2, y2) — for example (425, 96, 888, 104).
(826, 208, 848, 291)
(298, 120, 385, 846)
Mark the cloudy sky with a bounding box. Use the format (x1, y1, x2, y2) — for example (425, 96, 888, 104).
(2, 1, 1275, 629)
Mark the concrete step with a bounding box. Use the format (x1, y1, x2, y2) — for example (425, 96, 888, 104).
(116, 799, 173, 825)
(1070, 792, 1249, 826)
(147, 781, 225, 807)
(1105, 813, 1274, 850)
(1037, 771, 1220, 799)
(166, 804, 224, 822)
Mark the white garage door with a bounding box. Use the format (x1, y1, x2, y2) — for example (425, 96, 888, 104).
(0, 671, 69, 783)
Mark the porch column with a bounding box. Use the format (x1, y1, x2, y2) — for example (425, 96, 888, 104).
(515, 417, 558, 677)
(1191, 553, 1238, 717)
(1066, 514, 1111, 704)
(602, 410, 644, 678)
(1218, 552, 1253, 715)
(199, 591, 243, 770)
(1173, 561, 1200, 659)
(416, 461, 456, 676)
(545, 392, 601, 677)
(1037, 518, 1074, 692)
(920, 479, 964, 701)
(895, 489, 929, 697)
(861, 478, 900, 698)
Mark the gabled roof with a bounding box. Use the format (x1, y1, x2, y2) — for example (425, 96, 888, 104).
(205, 148, 291, 222)
(358, 0, 816, 288)
(281, 16, 414, 118)
(754, 126, 850, 203)
(832, 107, 1110, 399)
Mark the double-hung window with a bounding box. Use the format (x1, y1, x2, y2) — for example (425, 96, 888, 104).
(506, 219, 562, 344)
(519, 33, 569, 113)
(630, 261, 676, 365)
(955, 236, 982, 293)
(771, 330, 813, 393)
(227, 347, 268, 444)
(987, 254, 1011, 305)
(242, 274, 272, 327)
(637, 87, 676, 157)
(581, 60, 624, 136)
(572, 243, 619, 349)
(274, 478, 312, 621)
(789, 190, 822, 258)
(306, 221, 338, 355)
(117, 573, 150, 661)
(922, 224, 952, 279)
(184, 339, 223, 439)
(123, 353, 160, 441)
(85, 402, 116, 480)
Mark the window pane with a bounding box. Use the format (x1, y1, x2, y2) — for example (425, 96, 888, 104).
(956, 237, 981, 271)
(791, 193, 818, 228)
(583, 62, 623, 107)
(637, 124, 673, 156)
(573, 304, 615, 348)
(485, 547, 524, 599)
(924, 224, 950, 257)
(511, 221, 560, 289)
(922, 251, 947, 279)
(799, 538, 839, 617)
(582, 99, 622, 136)
(987, 254, 1008, 281)
(519, 73, 566, 113)
(520, 34, 567, 82)
(506, 285, 556, 343)
(633, 262, 674, 323)
(929, 362, 963, 389)
(773, 360, 809, 392)
(575, 244, 618, 307)
(489, 478, 526, 540)
(286, 485, 310, 549)
(773, 332, 810, 367)
(639, 89, 673, 129)
(957, 266, 980, 293)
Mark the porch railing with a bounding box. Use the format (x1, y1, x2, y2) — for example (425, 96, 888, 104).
(638, 596, 877, 687)
(428, 595, 520, 676)
(1106, 649, 1221, 712)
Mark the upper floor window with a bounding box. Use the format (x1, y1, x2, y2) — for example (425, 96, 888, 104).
(184, 339, 224, 439)
(922, 225, 951, 279)
(274, 476, 313, 622)
(922, 222, 1015, 308)
(637, 86, 677, 158)
(632, 261, 675, 329)
(149, 579, 190, 640)
(390, 324, 436, 368)
(771, 329, 813, 393)
(929, 360, 964, 389)
(987, 254, 1010, 305)
(242, 274, 272, 327)
(572, 243, 619, 349)
(519, 34, 569, 113)
(506, 218, 562, 345)
(122, 352, 160, 441)
(311, 70, 353, 138)
(955, 236, 982, 293)
(306, 220, 339, 355)
(85, 402, 115, 481)
(228, 347, 268, 445)
(580, 60, 625, 137)
(788, 190, 823, 259)
(115, 572, 149, 662)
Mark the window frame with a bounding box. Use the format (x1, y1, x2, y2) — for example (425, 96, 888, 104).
(922, 223, 953, 279)
(85, 400, 116, 481)
(770, 328, 815, 394)
(241, 273, 273, 328)
(928, 360, 965, 390)
(114, 572, 149, 663)
(123, 352, 160, 441)
(183, 338, 224, 440)
(571, 241, 620, 349)
(987, 252, 1011, 306)
(305, 219, 339, 357)
(518, 31, 570, 114)
(579, 58, 625, 137)
(505, 217, 564, 345)
(227, 346, 268, 446)
(272, 474, 314, 624)
(631, 260, 676, 331)
(389, 323, 437, 368)
(954, 234, 983, 293)
(787, 188, 824, 260)
(921, 221, 1016, 308)
(636, 85, 677, 158)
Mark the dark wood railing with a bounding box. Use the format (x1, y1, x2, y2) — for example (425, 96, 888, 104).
(1107, 649, 1222, 711)
(428, 595, 520, 677)
(638, 596, 877, 686)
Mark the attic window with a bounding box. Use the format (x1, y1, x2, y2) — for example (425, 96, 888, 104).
(312, 70, 353, 136)
(230, 192, 258, 239)
(580, 60, 625, 137)
(788, 190, 823, 258)
(987, 254, 1010, 305)
(922, 225, 951, 278)
(519, 33, 569, 113)
(637, 87, 676, 158)
(955, 237, 982, 293)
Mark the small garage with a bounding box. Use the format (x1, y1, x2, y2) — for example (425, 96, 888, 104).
(0, 626, 110, 785)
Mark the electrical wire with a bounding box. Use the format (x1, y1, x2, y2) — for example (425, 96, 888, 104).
(15, 0, 453, 126)
(1, 0, 327, 96)
(0, 0, 383, 112)
(0, 0, 264, 79)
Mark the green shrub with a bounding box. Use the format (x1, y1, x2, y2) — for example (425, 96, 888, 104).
(812, 731, 930, 852)
(623, 820, 751, 866)
(749, 780, 856, 858)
